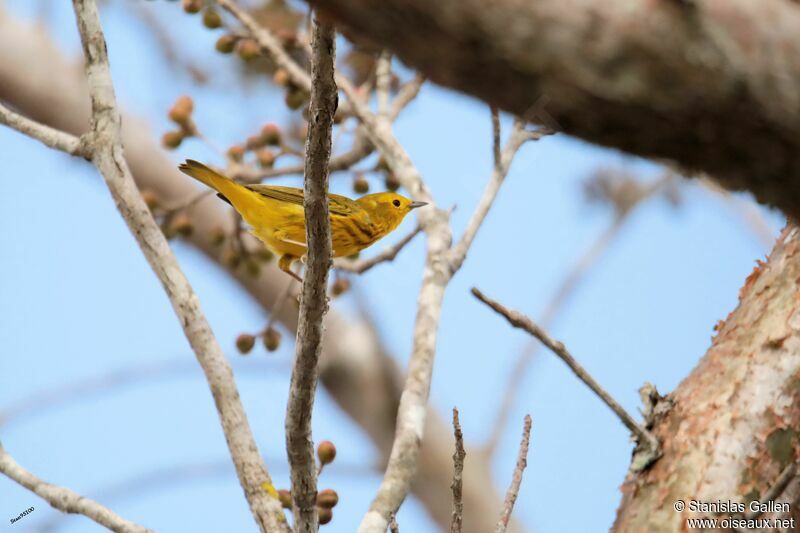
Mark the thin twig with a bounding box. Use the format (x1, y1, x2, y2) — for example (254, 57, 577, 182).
(491, 107, 501, 168)
(215, 0, 311, 93)
(450, 408, 466, 533)
(67, 1, 291, 530)
(448, 119, 552, 271)
(0, 101, 86, 156)
(284, 15, 337, 533)
(484, 173, 672, 457)
(471, 287, 661, 462)
(0, 447, 153, 533)
(334, 224, 422, 273)
(376, 51, 392, 117)
(494, 415, 532, 533)
(389, 73, 425, 121)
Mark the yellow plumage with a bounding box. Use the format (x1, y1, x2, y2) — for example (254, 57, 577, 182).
(178, 160, 426, 280)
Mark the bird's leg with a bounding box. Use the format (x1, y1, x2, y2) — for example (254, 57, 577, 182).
(279, 254, 303, 283)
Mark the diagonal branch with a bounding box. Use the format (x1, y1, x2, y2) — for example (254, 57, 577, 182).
(334, 224, 422, 274)
(483, 172, 673, 457)
(471, 287, 661, 468)
(494, 415, 532, 533)
(0, 446, 153, 533)
(448, 117, 553, 272)
(0, 101, 86, 156)
(9, 2, 290, 531)
(284, 15, 337, 533)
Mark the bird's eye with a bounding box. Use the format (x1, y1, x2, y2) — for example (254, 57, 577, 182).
(392, 199, 401, 207)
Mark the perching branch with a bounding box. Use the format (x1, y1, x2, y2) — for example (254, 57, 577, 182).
(494, 415, 532, 533)
(0, 9, 514, 531)
(334, 224, 422, 274)
(471, 287, 661, 468)
(450, 408, 466, 533)
(2, 2, 291, 531)
(0, 446, 153, 533)
(284, 15, 337, 533)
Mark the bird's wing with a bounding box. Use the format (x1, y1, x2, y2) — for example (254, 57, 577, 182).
(245, 184, 361, 217)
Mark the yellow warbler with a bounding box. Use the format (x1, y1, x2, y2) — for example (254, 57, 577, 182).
(178, 160, 427, 280)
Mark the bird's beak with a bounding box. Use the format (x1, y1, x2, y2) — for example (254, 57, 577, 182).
(409, 201, 428, 209)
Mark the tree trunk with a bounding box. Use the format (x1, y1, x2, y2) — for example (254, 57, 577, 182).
(615, 225, 800, 531)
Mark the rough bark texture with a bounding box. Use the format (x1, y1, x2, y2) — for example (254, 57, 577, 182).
(68, 1, 288, 531)
(285, 17, 336, 533)
(308, 0, 800, 217)
(615, 225, 800, 532)
(0, 9, 512, 533)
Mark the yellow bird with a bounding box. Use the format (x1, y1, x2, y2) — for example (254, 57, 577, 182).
(178, 160, 427, 281)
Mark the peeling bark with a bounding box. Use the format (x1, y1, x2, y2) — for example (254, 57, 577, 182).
(615, 226, 800, 531)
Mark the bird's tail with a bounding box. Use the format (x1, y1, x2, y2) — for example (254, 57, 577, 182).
(178, 159, 253, 210)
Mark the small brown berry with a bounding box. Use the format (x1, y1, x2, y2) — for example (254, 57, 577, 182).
(210, 226, 227, 246)
(222, 247, 241, 269)
(168, 95, 194, 125)
(278, 489, 292, 509)
(317, 507, 333, 525)
(141, 189, 159, 211)
(331, 278, 351, 297)
(255, 247, 274, 262)
(353, 176, 369, 194)
(236, 333, 255, 355)
(260, 123, 282, 145)
(245, 258, 261, 278)
(284, 89, 307, 110)
(162, 130, 184, 149)
(256, 148, 276, 168)
(276, 29, 298, 47)
(202, 8, 223, 29)
(317, 441, 337, 466)
(384, 173, 401, 192)
(236, 39, 260, 60)
(246, 134, 265, 150)
(376, 157, 390, 172)
(263, 327, 281, 352)
(226, 144, 246, 162)
(215, 34, 237, 54)
(273, 68, 290, 87)
(182, 0, 202, 14)
(317, 489, 339, 509)
(170, 213, 194, 238)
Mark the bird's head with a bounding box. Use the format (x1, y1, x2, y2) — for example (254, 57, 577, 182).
(356, 192, 428, 230)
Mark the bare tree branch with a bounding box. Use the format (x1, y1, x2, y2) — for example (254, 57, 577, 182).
(0, 446, 153, 533)
(334, 224, 422, 274)
(0, 101, 85, 156)
(484, 172, 673, 457)
(494, 415, 532, 533)
(0, 2, 290, 531)
(284, 15, 337, 533)
(450, 408, 466, 533)
(0, 9, 517, 532)
(448, 119, 552, 272)
(216, 0, 311, 93)
(471, 287, 661, 468)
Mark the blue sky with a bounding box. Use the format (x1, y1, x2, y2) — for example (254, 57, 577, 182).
(0, 2, 786, 532)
